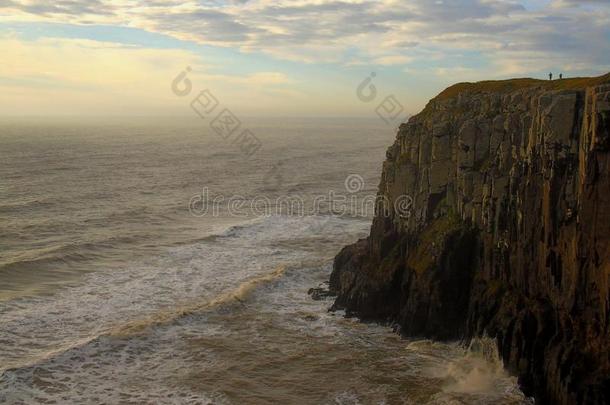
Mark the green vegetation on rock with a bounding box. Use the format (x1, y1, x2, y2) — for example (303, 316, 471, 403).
(406, 214, 462, 275)
(436, 72, 610, 101)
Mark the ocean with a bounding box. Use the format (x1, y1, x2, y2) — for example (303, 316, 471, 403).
(0, 117, 530, 404)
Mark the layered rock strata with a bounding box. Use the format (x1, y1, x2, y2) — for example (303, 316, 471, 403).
(330, 74, 610, 404)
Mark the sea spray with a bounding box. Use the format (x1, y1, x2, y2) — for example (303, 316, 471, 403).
(441, 337, 507, 394)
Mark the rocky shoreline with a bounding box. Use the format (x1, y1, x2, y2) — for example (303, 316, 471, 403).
(330, 74, 610, 404)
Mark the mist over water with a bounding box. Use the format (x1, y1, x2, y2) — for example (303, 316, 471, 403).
(0, 117, 530, 404)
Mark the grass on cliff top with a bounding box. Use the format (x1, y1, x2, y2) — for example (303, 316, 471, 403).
(436, 72, 610, 100)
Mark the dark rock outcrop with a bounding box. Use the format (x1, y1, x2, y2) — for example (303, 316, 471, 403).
(330, 74, 610, 404)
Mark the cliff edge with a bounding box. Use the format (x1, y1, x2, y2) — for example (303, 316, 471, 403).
(330, 73, 610, 404)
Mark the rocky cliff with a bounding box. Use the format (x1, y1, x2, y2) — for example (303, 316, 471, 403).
(330, 73, 610, 404)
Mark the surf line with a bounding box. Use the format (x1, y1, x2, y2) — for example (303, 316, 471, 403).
(110, 265, 288, 338)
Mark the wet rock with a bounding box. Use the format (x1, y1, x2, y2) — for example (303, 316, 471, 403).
(330, 74, 610, 405)
(307, 285, 336, 301)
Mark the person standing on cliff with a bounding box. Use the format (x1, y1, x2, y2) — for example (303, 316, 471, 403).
(549, 72, 553, 80)
(560, 73, 563, 79)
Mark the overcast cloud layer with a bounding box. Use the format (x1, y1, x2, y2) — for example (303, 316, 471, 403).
(1, 0, 609, 116)
(2, 0, 609, 74)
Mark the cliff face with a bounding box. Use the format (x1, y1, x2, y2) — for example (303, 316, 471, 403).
(330, 74, 610, 404)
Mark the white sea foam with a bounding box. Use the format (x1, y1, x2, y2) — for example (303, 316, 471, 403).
(0, 214, 531, 404)
(0, 215, 368, 372)
(1, 120, 532, 404)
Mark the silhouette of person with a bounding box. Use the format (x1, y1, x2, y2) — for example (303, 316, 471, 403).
(549, 72, 553, 80)
(560, 73, 563, 80)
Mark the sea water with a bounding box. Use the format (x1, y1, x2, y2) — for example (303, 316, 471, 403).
(0, 117, 531, 404)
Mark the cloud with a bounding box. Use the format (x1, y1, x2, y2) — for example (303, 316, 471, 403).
(152, 9, 255, 44)
(375, 55, 414, 65)
(2, 0, 115, 17)
(551, 0, 610, 8)
(2, 0, 608, 76)
(0, 34, 298, 115)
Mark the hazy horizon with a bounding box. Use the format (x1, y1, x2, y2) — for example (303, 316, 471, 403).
(1, 0, 609, 119)
(2, 2, 608, 403)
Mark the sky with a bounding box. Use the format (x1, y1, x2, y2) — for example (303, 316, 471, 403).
(0, 0, 609, 117)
